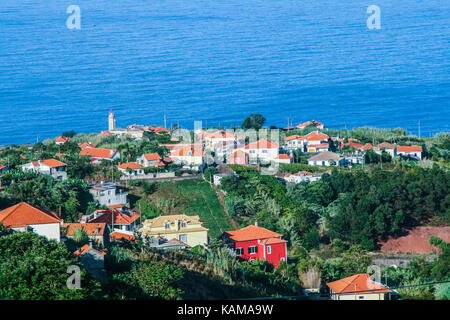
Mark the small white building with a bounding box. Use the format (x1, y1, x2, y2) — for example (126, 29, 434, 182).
(22, 159, 68, 181)
(308, 151, 345, 167)
(397, 145, 422, 160)
(89, 182, 128, 207)
(136, 153, 164, 167)
(0, 202, 63, 242)
(373, 142, 397, 158)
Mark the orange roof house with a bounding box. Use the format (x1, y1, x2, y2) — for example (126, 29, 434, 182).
(152, 126, 171, 135)
(327, 273, 393, 300)
(223, 225, 283, 242)
(82, 209, 140, 231)
(304, 131, 329, 142)
(62, 222, 108, 245)
(117, 162, 143, 170)
(397, 145, 422, 153)
(244, 139, 279, 150)
(79, 142, 96, 149)
(0, 202, 62, 241)
(74, 244, 106, 257)
(79, 147, 118, 161)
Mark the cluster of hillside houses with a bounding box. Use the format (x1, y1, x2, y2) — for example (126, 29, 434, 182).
(0, 192, 398, 299)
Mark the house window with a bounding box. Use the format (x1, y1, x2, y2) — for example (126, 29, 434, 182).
(262, 150, 267, 153)
(181, 221, 187, 228)
(358, 296, 365, 300)
(248, 246, 258, 254)
(235, 248, 243, 256)
(280, 257, 285, 262)
(179, 234, 187, 242)
(267, 246, 271, 254)
(165, 223, 170, 230)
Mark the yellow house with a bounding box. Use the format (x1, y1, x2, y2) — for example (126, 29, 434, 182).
(139, 214, 208, 247)
(327, 273, 395, 300)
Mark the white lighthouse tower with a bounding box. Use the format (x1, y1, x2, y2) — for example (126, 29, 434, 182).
(108, 109, 115, 131)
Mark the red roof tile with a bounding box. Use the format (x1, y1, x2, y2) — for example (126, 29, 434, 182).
(62, 223, 106, 236)
(143, 153, 161, 161)
(224, 225, 282, 242)
(74, 244, 106, 256)
(305, 131, 329, 142)
(327, 273, 392, 294)
(80, 147, 117, 159)
(397, 145, 422, 153)
(117, 162, 143, 170)
(0, 202, 62, 228)
(87, 209, 140, 225)
(245, 139, 279, 149)
(40, 159, 67, 167)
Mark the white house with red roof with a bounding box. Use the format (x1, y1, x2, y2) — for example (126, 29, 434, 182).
(136, 152, 164, 167)
(21, 158, 68, 181)
(0, 202, 63, 242)
(284, 134, 306, 150)
(204, 130, 237, 147)
(296, 120, 324, 130)
(55, 135, 71, 145)
(284, 171, 322, 184)
(79, 147, 119, 163)
(116, 162, 144, 176)
(304, 131, 330, 153)
(243, 139, 279, 164)
(221, 223, 287, 267)
(80, 208, 140, 232)
(274, 154, 293, 164)
(227, 149, 249, 166)
(397, 145, 422, 160)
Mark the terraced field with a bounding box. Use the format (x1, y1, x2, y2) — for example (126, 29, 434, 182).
(148, 179, 235, 238)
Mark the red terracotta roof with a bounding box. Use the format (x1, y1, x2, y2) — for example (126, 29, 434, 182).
(361, 143, 373, 150)
(261, 237, 288, 245)
(343, 142, 364, 149)
(79, 142, 96, 149)
(224, 225, 282, 242)
(40, 159, 67, 168)
(0, 202, 62, 228)
(74, 244, 106, 256)
(62, 223, 106, 236)
(301, 170, 312, 175)
(305, 131, 329, 141)
(397, 145, 422, 153)
(55, 136, 70, 143)
(152, 126, 171, 134)
(327, 273, 392, 294)
(80, 147, 117, 159)
(0, 165, 7, 170)
(110, 231, 136, 241)
(87, 209, 140, 225)
(376, 142, 396, 149)
(117, 162, 143, 170)
(307, 143, 329, 148)
(285, 135, 304, 141)
(245, 139, 279, 150)
(98, 131, 112, 136)
(143, 153, 161, 161)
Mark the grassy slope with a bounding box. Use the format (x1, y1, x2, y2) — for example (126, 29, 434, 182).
(148, 179, 235, 238)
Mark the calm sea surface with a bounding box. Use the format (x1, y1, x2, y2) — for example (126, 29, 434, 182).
(0, 0, 449, 145)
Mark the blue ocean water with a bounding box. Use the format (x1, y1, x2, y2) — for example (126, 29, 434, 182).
(0, 0, 449, 145)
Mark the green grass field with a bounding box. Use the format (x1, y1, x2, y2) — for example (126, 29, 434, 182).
(149, 179, 235, 238)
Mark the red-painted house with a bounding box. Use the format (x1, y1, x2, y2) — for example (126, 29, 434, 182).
(221, 224, 288, 267)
